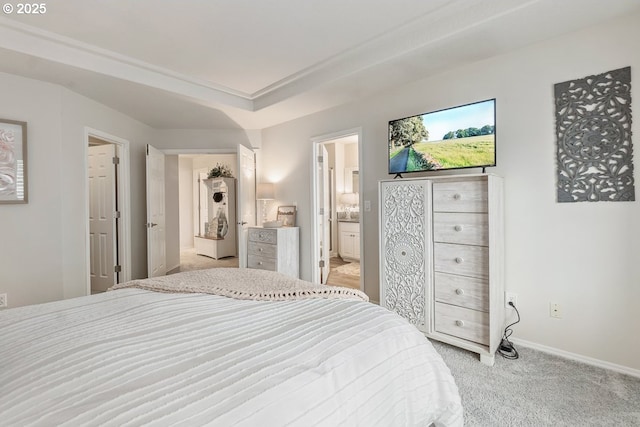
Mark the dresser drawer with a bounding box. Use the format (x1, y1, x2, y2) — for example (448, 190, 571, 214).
(248, 254, 277, 271)
(435, 272, 489, 312)
(433, 180, 488, 213)
(248, 228, 277, 244)
(433, 212, 488, 246)
(434, 302, 489, 345)
(434, 243, 488, 279)
(248, 241, 277, 258)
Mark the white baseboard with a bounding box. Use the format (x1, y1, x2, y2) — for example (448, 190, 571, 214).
(512, 338, 640, 379)
(166, 263, 181, 274)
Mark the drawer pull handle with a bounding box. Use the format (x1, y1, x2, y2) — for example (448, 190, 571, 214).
(455, 257, 464, 264)
(453, 193, 462, 200)
(454, 225, 463, 232)
(258, 248, 263, 252)
(455, 288, 464, 296)
(455, 320, 465, 327)
(258, 262, 263, 265)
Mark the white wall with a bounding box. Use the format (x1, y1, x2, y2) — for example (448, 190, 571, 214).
(165, 155, 180, 271)
(150, 129, 262, 152)
(260, 13, 640, 370)
(0, 71, 154, 307)
(0, 73, 65, 307)
(179, 156, 195, 249)
(60, 89, 153, 299)
(0, 75, 261, 308)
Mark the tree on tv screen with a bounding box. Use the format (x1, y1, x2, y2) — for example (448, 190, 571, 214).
(443, 125, 494, 140)
(389, 117, 429, 149)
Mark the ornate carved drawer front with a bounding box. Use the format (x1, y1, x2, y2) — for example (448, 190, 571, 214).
(434, 272, 489, 312)
(248, 254, 277, 271)
(434, 243, 489, 279)
(248, 241, 277, 258)
(432, 180, 488, 213)
(433, 212, 488, 246)
(379, 181, 429, 332)
(434, 302, 489, 345)
(248, 228, 277, 245)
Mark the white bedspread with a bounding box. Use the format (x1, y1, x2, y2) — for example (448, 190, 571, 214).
(0, 273, 462, 426)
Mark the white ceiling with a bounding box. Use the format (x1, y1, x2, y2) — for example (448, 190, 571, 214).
(0, 0, 639, 130)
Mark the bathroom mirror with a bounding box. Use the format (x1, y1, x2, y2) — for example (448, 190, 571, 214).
(344, 167, 359, 194)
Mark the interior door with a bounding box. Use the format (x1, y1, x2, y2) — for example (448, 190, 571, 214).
(146, 144, 166, 277)
(317, 145, 331, 284)
(236, 143, 256, 268)
(88, 144, 116, 292)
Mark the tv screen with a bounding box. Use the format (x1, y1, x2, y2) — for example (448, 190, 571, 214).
(388, 99, 496, 174)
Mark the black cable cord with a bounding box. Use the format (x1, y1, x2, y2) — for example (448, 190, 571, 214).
(498, 301, 520, 360)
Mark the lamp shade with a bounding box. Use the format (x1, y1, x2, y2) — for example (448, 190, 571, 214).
(256, 183, 275, 200)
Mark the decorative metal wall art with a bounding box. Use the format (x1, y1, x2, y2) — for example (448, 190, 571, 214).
(555, 66, 634, 202)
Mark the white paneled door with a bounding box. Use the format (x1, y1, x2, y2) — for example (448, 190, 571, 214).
(88, 144, 116, 292)
(146, 144, 166, 277)
(236, 144, 256, 268)
(317, 144, 330, 284)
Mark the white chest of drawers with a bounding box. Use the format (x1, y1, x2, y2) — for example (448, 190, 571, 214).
(247, 227, 299, 279)
(379, 174, 504, 365)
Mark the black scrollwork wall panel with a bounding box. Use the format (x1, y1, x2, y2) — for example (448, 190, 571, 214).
(555, 67, 634, 202)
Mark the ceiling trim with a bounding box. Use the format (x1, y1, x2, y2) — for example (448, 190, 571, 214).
(0, 16, 253, 109)
(0, 0, 538, 113)
(251, 0, 538, 109)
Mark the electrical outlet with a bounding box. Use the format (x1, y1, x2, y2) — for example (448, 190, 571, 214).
(0, 293, 7, 308)
(505, 292, 518, 308)
(550, 302, 562, 318)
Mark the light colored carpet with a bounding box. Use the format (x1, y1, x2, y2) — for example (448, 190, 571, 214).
(334, 262, 360, 276)
(169, 248, 238, 274)
(431, 340, 640, 426)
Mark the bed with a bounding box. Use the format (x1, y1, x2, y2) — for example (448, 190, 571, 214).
(0, 268, 462, 426)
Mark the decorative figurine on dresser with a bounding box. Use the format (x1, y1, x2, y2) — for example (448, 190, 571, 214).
(194, 177, 237, 260)
(379, 174, 504, 365)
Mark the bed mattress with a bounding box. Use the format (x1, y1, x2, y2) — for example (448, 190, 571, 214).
(0, 269, 462, 426)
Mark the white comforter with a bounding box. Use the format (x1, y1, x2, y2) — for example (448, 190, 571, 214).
(0, 274, 462, 426)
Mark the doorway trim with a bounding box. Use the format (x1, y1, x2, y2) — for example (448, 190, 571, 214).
(83, 127, 132, 294)
(310, 127, 363, 291)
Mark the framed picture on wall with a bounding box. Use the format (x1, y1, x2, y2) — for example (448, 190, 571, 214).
(276, 205, 297, 227)
(0, 119, 28, 204)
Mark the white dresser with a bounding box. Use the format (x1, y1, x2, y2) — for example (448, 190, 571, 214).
(247, 227, 299, 279)
(379, 174, 504, 365)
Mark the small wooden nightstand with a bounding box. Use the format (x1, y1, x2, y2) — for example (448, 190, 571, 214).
(247, 227, 299, 278)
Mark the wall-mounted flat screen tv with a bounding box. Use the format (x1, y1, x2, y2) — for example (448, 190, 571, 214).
(388, 98, 496, 175)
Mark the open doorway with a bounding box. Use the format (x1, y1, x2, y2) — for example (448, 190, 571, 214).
(85, 129, 131, 294)
(311, 129, 363, 291)
(167, 153, 240, 274)
(147, 144, 256, 277)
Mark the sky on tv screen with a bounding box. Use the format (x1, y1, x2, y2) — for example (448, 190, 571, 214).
(423, 100, 494, 141)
